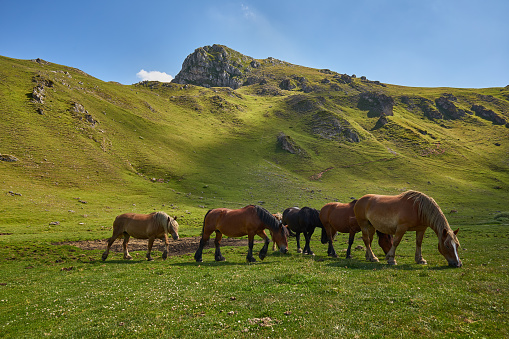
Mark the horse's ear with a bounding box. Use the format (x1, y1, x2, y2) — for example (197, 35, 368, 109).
(173, 216, 177, 221)
(453, 228, 459, 235)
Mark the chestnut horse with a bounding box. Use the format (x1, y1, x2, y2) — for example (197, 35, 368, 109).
(194, 205, 289, 262)
(319, 201, 393, 258)
(101, 212, 179, 261)
(354, 190, 462, 267)
(282, 207, 323, 255)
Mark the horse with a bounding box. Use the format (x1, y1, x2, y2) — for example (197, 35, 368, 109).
(101, 211, 179, 261)
(282, 206, 323, 255)
(194, 205, 289, 263)
(354, 190, 462, 267)
(319, 200, 393, 258)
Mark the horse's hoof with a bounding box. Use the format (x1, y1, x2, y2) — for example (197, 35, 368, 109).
(195, 258, 203, 263)
(297, 248, 303, 253)
(247, 257, 257, 263)
(101, 253, 108, 261)
(416, 259, 427, 265)
(387, 261, 397, 265)
(125, 256, 133, 260)
(215, 256, 226, 262)
(368, 257, 379, 262)
(329, 253, 338, 258)
(162, 251, 168, 260)
(346, 255, 353, 259)
(147, 257, 154, 261)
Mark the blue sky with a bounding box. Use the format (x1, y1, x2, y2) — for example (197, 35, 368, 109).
(1, 0, 507, 88)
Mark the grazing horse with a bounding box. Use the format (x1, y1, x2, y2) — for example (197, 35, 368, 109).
(102, 212, 179, 261)
(194, 205, 289, 263)
(282, 206, 323, 255)
(354, 190, 462, 267)
(319, 201, 393, 258)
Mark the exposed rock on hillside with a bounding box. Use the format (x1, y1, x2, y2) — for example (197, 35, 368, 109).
(358, 92, 394, 117)
(310, 111, 360, 142)
(373, 114, 389, 130)
(172, 44, 254, 89)
(435, 95, 467, 120)
(471, 104, 507, 125)
(0, 154, 18, 162)
(277, 132, 305, 154)
(71, 102, 98, 127)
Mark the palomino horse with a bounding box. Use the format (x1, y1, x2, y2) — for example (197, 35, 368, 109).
(101, 212, 179, 261)
(282, 207, 323, 255)
(319, 200, 393, 258)
(354, 190, 462, 267)
(194, 205, 289, 262)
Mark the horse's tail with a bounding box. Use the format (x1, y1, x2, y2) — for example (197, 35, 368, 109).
(201, 209, 213, 236)
(321, 227, 328, 244)
(254, 205, 279, 231)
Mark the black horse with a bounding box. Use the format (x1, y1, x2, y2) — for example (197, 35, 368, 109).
(282, 206, 323, 255)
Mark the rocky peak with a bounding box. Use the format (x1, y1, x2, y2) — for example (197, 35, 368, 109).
(172, 44, 255, 89)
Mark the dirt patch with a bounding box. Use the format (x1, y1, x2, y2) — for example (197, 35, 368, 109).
(54, 236, 257, 257)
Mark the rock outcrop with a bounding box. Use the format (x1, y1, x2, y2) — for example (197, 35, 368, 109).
(471, 104, 506, 125)
(435, 94, 467, 120)
(172, 45, 254, 89)
(277, 132, 305, 154)
(358, 92, 394, 117)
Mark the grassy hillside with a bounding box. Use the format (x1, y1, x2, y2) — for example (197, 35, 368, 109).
(0, 53, 508, 243)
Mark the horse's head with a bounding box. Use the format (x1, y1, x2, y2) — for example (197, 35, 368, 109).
(272, 222, 289, 254)
(168, 216, 180, 241)
(438, 228, 462, 267)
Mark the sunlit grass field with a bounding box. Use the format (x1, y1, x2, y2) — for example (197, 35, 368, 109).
(1, 221, 508, 338)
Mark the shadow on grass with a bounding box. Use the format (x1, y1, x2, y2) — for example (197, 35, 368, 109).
(323, 257, 454, 271)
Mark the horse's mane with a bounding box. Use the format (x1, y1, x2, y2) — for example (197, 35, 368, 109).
(154, 211, 176, 234)
(401, 191, 452, 236)
(253, 205, 281, 231)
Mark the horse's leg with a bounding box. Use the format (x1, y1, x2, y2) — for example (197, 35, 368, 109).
(327, 236, 337, 257)
(303, 228, 315, 255)
(214, 231, 226, 262)
(194, 230, 211, 262)
(345, 231, 356, 259)
(258, 231, 270, 260)
(146, 237, 155, 261)
(123, 233, 132, 260)
(360, 223, 378, 262)
(385, 228, 406, 265)
(296, 232, 303, 253)
(162, 234, 169, 260)
(415, 230, 427, 264)
(246, 233, 257, 262)
(102, 231, 122, 261)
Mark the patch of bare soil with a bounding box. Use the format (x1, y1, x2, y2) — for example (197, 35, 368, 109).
(54, 236, 255, 257)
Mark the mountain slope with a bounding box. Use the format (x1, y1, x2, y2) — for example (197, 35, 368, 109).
(0, 48, 508, 241)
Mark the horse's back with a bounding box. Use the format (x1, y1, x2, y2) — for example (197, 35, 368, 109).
(205, 206, 258, 237)
(320, 202, 357, 233)
(113, 212, 158, 238)
(282, 207, 300, 229)
(354, 193, 420, 233)
(299, 207, 322, 229)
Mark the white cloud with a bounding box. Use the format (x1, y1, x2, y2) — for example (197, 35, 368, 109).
(136, 69, 173, 82)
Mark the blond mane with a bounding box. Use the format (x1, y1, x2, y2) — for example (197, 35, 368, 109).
(154, 211, 171, 234)
(400, 191, 454, 239)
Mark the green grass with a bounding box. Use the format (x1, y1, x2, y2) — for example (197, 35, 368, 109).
(1, 224, 508, 338)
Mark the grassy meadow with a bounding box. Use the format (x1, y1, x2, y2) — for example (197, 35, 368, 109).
(1, 53, 508, 337)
